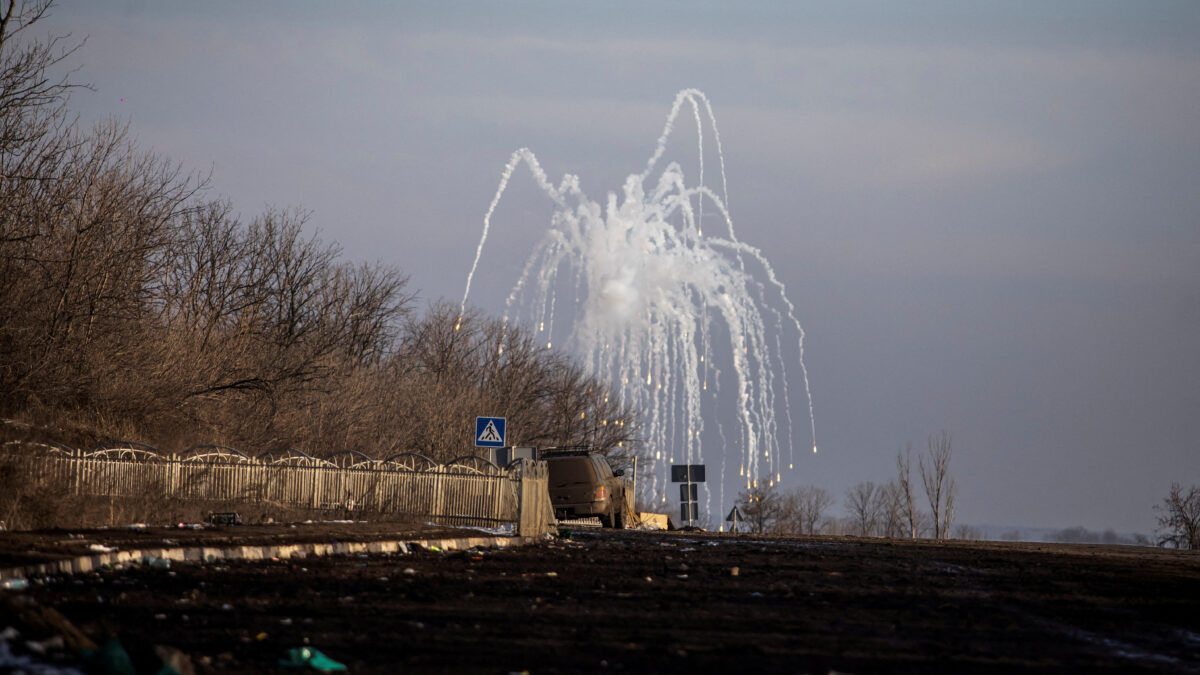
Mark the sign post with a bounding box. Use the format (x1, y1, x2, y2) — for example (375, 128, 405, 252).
(474, 417, 507, 448)
(670, 464, 705, 527)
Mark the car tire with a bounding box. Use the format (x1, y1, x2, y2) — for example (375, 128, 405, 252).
(598, 511, 612, 528)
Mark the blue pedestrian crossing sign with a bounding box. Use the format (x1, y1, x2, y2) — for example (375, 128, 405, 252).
(475, 417, 506, 447)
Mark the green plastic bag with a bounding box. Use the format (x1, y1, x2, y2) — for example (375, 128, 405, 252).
(278, 647, 348, 672)
(81, 638, 136, 675)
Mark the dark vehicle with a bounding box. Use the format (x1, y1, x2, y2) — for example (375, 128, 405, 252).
(543, 450, 629, 528)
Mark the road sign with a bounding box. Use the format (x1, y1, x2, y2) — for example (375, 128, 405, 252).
(726, 505, 744, 533)
(474, 417, 506, 447)
(680, 502, 698, 522)
(680, 483, 698, 502)
(670, 464, 706, 483)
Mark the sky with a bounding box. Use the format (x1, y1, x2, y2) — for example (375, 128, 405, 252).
(36, 0, 1200, 535)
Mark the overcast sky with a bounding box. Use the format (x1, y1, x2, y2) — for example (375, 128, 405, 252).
(40, 1, 1200, 535)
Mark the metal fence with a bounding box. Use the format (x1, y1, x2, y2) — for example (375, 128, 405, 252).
(1, 442, 555, 534)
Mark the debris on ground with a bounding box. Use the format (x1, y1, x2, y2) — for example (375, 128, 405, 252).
(278, 646, 347, 672)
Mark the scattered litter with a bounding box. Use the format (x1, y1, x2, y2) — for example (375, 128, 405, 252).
(256, 632, 269, 641)
(124, 523, 149, 532)
(24, 635, 64, 655)
(207, 512, 242, 526)
(281, 618, 293, 626)
(278, 647, 347, 672)
(676, 574, 689, 580)
(221, 603, 234, 611)
(403, 568, 416, 576)
(749, 592, 762, 598)
(1, 639, 85, 674)
(448, 523, 515, 536)
(88, 544, 116, 553)
(545, 572, 558, 577)
(730, 566, 740, 577)
(1, 578, 29, 591)
(428, 545, 442, 554)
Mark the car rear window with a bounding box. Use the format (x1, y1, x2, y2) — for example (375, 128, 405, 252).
(548, 457, 596, 484)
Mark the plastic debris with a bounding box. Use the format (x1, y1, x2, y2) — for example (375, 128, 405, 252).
(1, 578, 29, 590)
(1, 639, 85, 674)
(24, 634, 64, 655)
(278, 647, 347, 672)
(207, 512, 242, 526)
(88, 544, 117, 553)
(730, 566, 740, 577)
(82, 638, 137, 675)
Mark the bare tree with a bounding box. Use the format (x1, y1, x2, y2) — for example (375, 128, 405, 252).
(919, 431, 957, 539)
(878, 480, 907, 538)
(953, 524, 983, 541)
(739, 482, 781, 534)
(776, 485, 833, 535)
(845, 481, 882, 536)
(1155, 483, 1200, 550)
(896, 443, 919, 538)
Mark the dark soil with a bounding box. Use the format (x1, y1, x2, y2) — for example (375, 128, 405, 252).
(4, 528, 1200, 674)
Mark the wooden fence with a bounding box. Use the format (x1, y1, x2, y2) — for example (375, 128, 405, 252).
(1, 442, 555, 535)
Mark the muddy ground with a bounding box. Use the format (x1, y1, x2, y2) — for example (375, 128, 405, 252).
(3, 526, 1200, 674)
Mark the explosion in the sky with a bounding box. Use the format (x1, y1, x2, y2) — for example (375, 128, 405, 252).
(459, 89, 815, 521)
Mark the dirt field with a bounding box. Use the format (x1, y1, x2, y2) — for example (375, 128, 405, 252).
(3, 526, 1199, 674)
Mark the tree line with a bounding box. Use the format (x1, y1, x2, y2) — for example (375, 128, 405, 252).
(738, 429, 1199, 550)
(0, 1, 638, 463)
(738, 431, 960, 539)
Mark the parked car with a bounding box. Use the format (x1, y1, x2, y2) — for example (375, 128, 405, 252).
(542, 449, 629, 528)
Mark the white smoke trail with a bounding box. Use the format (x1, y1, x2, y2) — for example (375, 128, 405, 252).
(458, 90, 817, 517)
